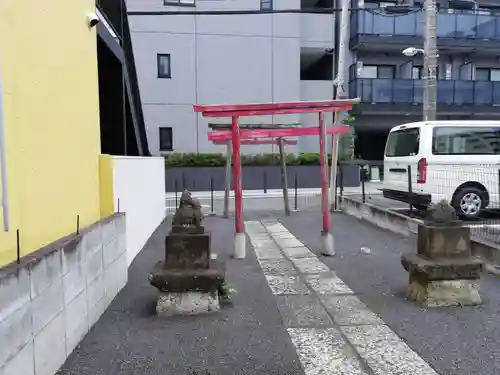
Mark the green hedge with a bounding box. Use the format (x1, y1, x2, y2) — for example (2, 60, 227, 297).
(165, 152, 345, 167)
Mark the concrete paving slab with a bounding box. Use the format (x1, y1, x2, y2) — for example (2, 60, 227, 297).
(276, 295, 332, 327)
(264, 275, 310, 295)
(304, 273, 354, 295)
(287, 328, 371, 375)
(320, 295, 385, 326)
(290, 258, 330, 274)
(258, 258, 297, 275)
(282, 246, 315, 259)
(341, 325, 438, 375)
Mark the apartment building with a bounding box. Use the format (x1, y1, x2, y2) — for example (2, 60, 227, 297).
(349, 0, 500, 159)
(129, 0, 500, 158)
(127, 0, 336, 155)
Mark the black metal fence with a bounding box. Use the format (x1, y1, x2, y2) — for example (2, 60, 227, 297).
(164, 165, 361, 193)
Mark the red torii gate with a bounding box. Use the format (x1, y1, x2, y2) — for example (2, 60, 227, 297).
(194, 98, 359, 259)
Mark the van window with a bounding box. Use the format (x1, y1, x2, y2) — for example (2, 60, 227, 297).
(385, 128, 420, 157)
(432, 127, 500, 155)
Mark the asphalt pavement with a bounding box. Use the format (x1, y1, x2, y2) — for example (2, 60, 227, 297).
(56, 210, 500, 375)
(56, 216, 303, 375)
(278, 211, 500, 375)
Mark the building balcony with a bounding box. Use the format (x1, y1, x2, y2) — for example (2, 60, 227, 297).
(349, 78, 500, 116)
(301, 13, 334, 48)
(350, 9, 500, 54)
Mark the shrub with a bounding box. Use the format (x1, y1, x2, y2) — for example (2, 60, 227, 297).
(164, 152, 348, 167)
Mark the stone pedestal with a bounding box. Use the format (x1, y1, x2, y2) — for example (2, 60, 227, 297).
(149, 190, 225, 316)
(149, 227, 225, 316)
(401, 201, 483, 307)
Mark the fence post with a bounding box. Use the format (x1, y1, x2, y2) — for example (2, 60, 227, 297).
(407, 165, 413, 216)
(361, 165, 366, 203)
(210, 176, 214, 214)
(182, 172, 186, 190)
(16, 229, 20, 264)
(264, 171, 267, 194)
(294, 174, 298, 211)
(339, 162, 344, 206)
(175, 180, 179, 207)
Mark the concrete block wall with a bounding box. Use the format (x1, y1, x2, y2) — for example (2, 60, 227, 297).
(0, 213, 127, 375)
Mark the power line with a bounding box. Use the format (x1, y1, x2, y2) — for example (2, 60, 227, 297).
(128, 8, 341, 15)
(128, 7, 424, 16)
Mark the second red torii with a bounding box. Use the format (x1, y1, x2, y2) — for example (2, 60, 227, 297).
(208, 125, 349, 141)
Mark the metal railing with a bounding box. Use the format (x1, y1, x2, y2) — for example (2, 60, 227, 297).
(350, 9, 500, 40)
(349, 77, 500, 106)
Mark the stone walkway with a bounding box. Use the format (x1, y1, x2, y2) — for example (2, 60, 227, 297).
(246, 219, 437, 375)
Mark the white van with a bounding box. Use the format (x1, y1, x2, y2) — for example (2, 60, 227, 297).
(382, 121, 500, 219)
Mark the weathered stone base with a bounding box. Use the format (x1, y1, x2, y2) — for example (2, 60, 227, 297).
(407, 279, 482, 307)
(156, 291, 221, 316)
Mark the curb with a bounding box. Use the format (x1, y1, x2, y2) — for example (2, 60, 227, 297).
(340, 196, 500, 270)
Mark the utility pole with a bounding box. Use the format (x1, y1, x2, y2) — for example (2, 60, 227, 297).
(328, 0, 349, 212)
(423, 0, 437, 122)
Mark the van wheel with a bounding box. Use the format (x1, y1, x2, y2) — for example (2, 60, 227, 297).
(452, 186, 486, 220)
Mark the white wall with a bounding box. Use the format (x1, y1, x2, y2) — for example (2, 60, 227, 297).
(111, 156, 166, 265)
(299, 80, 335, 152)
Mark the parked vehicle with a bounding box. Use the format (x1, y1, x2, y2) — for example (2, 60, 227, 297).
(382, 121, 500, 219)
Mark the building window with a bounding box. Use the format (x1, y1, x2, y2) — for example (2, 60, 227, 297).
(159, 127, 173, 151)
(476, 68, 500, 81)
(412, 66, 423, 80)
(364, 1, 396, 8)
(432, 127, 500, 155)
(164, 0, 195, 6)
(261, 0, 273, 10)
(359, 65, 395, 79)
(157, 54, 171, 79)
(491, 69, 500, 81)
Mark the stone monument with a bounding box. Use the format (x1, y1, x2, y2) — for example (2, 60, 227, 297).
(401, 200, 483, 307)
(149, 190, 226, 316)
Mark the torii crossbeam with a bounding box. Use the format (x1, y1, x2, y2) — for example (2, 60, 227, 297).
(194, 98, 360, 259)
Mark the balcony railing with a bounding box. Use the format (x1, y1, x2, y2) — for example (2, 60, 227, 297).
(350, 9, 500, 39)
(349, 78, 500, 105)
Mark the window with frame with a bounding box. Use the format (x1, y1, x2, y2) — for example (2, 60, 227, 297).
(157, 54, 171, 79)
(385, 128, 420, 157)
(164, 0, 195, 6)
(359, 65, 395, 79)
(432, 126, 500, 155)
(363, 0, 396, 8)
(475, 68, 500, 81)
(261, 0, 273, 10)
(412, 66, 423, 80)
(159, 127, 173, 151)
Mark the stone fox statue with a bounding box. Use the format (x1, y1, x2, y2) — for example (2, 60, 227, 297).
(172, 190, 204, 227)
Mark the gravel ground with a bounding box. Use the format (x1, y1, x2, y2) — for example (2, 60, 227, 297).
(278, 211, 500, 375)
(57, 216, 303, 375)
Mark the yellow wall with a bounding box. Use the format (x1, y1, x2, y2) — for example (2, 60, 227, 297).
(0, 0, 101, 266)
(99, 155, 115, 219)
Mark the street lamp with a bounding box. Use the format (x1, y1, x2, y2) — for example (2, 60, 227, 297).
(401, 44, 437, 122)
(402, 47, 424, 57)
